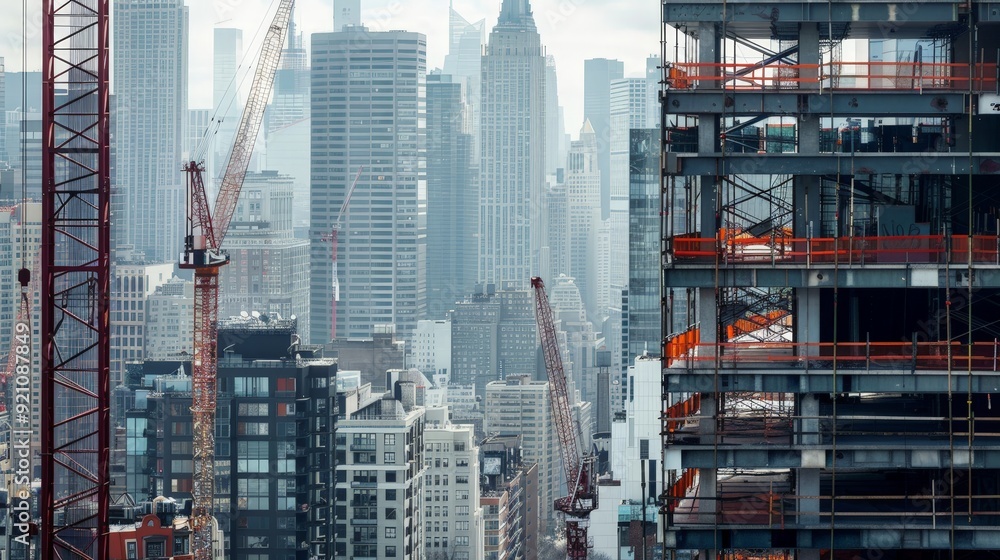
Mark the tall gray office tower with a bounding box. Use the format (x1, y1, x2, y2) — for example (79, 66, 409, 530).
(479, 0, 546, 287)
(564, 121, 602, 321)
(583, 58, 624, 220)
(333, 0, 361, 29)
(609, 78, 650, 290)
(310, 28, 427, 344)
(426, 73, 477, 319)
(112, 0, 188, 263)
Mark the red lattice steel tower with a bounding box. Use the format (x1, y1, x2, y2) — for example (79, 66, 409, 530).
(41, 1, 111, 559)
(179, 2, 292, 558)
(531, 277, 598, 558)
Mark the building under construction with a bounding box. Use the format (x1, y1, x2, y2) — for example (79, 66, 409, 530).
(660, 0, 1000, 558)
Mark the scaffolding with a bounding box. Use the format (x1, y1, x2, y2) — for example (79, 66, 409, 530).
(660, 0, 1000, 558)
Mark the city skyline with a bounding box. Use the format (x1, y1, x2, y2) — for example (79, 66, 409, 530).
(0, 0, 661, 132)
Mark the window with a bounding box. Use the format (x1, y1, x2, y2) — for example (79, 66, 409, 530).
(384, 508, 397, 520)
(384, 452, 395, 463)
(385, 471, 396, 483)
(457, 521, 469, 531)
(385, 546, 397, 557)
(456, 536, 469, 546)
(385, 527, 396, 539)
(385, 489, 397, 501)
(276, 377, 296, 392)
(170, 459, 193, 473)
(237, 422, 269, 436)
(384, 433, 395, 446)
(277, 403, 295, 416)
(234, 377, 269, 397)
(144, 541, 164, 557)
(457, 505, 469, 516)
(125, 541, 137, 560)
(456, 475, 468, 484)
(238, 402, 268, 416)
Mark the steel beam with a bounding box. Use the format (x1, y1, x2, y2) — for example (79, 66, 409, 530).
(665, 2, 963, 39)
(673, 447, 1000, 469)
(666, 529, 1000, 551)
(668, 152, 1000, 176)
(664, 90, 968, 116)
(663, 267, 1000, 289)
(664, 369, 1000, 394)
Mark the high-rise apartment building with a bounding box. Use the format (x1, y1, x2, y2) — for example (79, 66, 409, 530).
(112, 0, 188, 263)
(423, 407, 484, 560)
(583, 58, 624, 219)
(449, 284, 537, 400)
(564, 121, 602, 320)
(426, 73, 477, 318)
(335, 383, 426, 560)
(311, 28, 427, 343)
(219, 170, 310, 340)
(126, 318, 337, 560)
(479, 0, 546, 286)
(484, 375, 556, 534)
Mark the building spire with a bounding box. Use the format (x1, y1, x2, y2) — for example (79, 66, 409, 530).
(497, 0, 534, 27)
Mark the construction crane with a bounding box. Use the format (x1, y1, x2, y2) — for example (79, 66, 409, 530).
(321, 165, 363, 340)
(531, 277, 598, 559)
(179, 2, 293, 558)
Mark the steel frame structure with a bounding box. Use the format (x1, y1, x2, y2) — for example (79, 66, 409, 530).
(41, 1, 111, 559)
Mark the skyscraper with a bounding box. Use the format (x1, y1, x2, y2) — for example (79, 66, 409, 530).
(426, 73, 477, 319)
(310, 28, 427, 343)
(211, 28, 243, 186)
(583, 58, 624, 220)
(564, 120, 602, 320)
(626, 130, 662, 368)
(112, 0, 188, 263)
(609, 78, 650, 290)
(479, 0, 546, 287)
(544, 55, 567, 177)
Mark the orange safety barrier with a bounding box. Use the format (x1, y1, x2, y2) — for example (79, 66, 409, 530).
(664, 339, 1000, 371)
(667, 61, 1000, 92)
(672, 234, 1000, 265)
(666, 468, 699, 513)
(664, 393, 702, 433)
(663, 326, 700, 367)
(727, 310, 790, 340)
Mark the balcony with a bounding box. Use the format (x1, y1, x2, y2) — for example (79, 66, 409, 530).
(350, 443, 376, 451)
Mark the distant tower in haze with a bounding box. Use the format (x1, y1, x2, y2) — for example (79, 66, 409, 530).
(564, 120, 602, 321)
(443, 2, 484, 153)
(583, 58, 624, 220)
(334, 0, 361, 29)
(426, 73, 478, 319)
(479, 0, 546, 286)
(112, 0, 188, 263)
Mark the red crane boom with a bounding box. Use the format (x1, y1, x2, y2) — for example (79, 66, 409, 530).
(532, 277, 598, 559)
(180, 2, 293, 558)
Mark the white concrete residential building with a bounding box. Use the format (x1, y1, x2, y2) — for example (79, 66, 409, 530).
(335, 387, 426, 560)
(412, 320, 452, 381)
(423, 407, 484, 560)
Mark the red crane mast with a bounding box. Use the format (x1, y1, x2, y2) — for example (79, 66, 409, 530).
(321, 166, 363, 340)
(41, 1, 111, 559)
(180, 2, 293, 558)
(531, 277, 598, 558)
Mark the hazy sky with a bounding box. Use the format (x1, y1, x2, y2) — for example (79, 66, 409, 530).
(3, 0, 662, 132)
